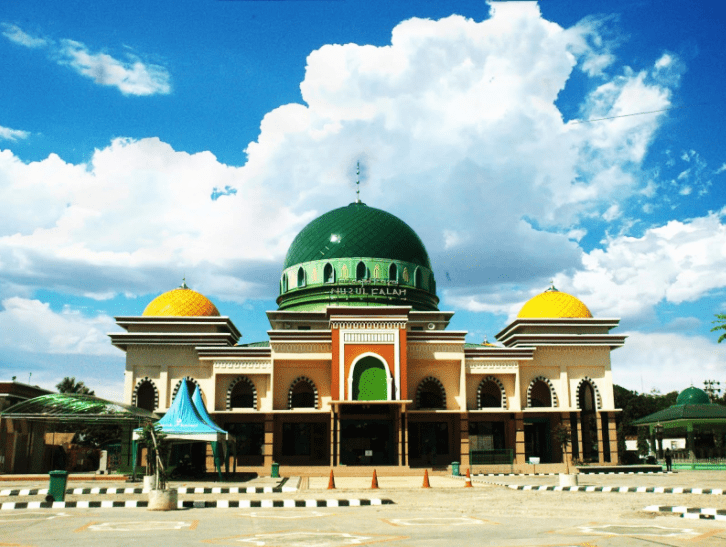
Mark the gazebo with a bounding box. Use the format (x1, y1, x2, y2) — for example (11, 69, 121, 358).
(0, 393, 157, 473)
(132, 379, 235, 480)
(633, 387, 726, 468)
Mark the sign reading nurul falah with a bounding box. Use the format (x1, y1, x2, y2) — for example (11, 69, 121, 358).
(330, 287, 407, 296)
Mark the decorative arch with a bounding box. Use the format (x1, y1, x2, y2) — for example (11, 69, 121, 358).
(402, 267, 409, 283)
(356, 261, 367, 280)
(132, 377, 159, 411)
(389, 263, 398, 282)
(324, 263, 335, 283)
(226, 376, 257, 410)
(477, 376, 507, 409)
(576, 377, 602, 410)
(526, 376, 558, 408)
(373, 263, 381, 279)
(415, 376, 446, 409)
(341, 264, 349, 278)
(414, 267, 423, 288)
(348, 353, 391, 401)
(287, 376, 318, 409)
(172, 376, 202, 404)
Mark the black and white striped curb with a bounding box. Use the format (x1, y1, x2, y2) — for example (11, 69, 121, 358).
(0, 485, 296, 497)
(504, 485, 725, 495)
(466, 471, 670, 478)
(645, 505, 726, 521)
(0, 498, 394, 510)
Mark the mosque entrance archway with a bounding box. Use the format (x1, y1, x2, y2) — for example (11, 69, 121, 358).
(350, 355, 390, 401)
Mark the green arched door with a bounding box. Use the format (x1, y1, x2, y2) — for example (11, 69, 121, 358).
(352, 356, 388, 400)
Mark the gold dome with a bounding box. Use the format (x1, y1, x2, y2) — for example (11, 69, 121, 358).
(517, 287, 592, 319)
(143, 283, 220, 317)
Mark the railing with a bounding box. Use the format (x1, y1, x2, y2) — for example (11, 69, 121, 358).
(470, 449, 514, 465)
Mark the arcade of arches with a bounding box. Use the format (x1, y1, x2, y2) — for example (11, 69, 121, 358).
(113, 202, 625, 473)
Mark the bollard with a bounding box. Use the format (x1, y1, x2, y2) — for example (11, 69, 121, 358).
(327, 470, 336, 490)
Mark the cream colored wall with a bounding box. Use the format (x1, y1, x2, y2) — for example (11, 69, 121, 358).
(520, 346, 613, 410)
(407, 360, 461, 410)
(273, 360, 331, 410)
(126, 345, 210, 409)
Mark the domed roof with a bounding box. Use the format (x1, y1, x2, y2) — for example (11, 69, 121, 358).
(676, 386, 711, 406)
(517, 287, 593, 319)
(143, 282, 220, 317)
(283, 202, 431, 269)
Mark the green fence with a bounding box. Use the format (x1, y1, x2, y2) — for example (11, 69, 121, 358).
(470, 449, 514, 465)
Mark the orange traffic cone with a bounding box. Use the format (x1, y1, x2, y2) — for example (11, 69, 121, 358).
(422, 469, 431, 488)
(327, 470, 336, 490)
(464, 468, 473, 488)
(371, 469, 379, 489)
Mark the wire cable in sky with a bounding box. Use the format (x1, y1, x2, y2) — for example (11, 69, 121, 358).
(570, 103, 708, 124)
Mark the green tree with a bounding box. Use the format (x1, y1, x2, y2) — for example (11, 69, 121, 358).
(56, 377, 95, 395)
(552, 422, 572, 474)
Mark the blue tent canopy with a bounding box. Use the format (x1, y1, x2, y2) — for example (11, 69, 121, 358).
(132, 379, 235, 480)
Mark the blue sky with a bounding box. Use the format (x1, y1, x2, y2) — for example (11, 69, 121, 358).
(1, 0, 725, 400)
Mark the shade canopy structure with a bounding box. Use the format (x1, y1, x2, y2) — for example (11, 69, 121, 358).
(0, 393, 158, 423)
(132, 379, 235, 480)
(633, 387, 726, 461)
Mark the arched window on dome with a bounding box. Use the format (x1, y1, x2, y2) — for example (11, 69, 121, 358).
(297, 267, 306, 288)
(414, 267, 423, 289)
(389, 263, 398, 282)
(356, 261, 367, 281)
(324, 263, 335, 283)
(430, 274, 436, 294)
(281, 274, 288, 294)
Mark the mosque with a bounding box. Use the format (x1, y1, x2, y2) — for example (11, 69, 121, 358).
(110, 201, 626, 473)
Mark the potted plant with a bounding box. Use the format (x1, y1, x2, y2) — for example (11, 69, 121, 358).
(553, 422, 578, 486)
(139, 422, 177, 511)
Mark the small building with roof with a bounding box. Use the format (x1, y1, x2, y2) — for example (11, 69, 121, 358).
(633, 386, 726, 464)
(110, 201, 626, 473)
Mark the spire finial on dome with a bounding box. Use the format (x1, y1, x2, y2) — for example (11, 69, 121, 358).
(355, 161, 361, 203)
(179, 277, 189, 290)
(546, 280, 558, 292)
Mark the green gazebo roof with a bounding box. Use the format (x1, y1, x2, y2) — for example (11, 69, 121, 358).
(283, 202, 432, 269)
(0, 393, 158, 423)
(632, 403, 726, 425)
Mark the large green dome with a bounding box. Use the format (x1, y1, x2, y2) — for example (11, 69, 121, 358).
(277, 202, 438, 312)
(675, 386, 711, 406)
(283, 202, 431, 269)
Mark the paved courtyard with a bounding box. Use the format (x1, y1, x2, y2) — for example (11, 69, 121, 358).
(1, 471, 726, 546)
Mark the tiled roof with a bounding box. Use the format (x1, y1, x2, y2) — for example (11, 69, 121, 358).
(283, 202, 431, 269)
(633, 404, 726, 425)
(143, 287, 220, 317)
(517, 288, 593, 319)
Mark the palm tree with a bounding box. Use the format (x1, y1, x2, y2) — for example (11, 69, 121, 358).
(56, 377, 95, 395)
(712, 313, 726, 343)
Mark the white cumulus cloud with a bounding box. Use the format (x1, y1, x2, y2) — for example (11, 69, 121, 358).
(0, 297, 119, 355)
